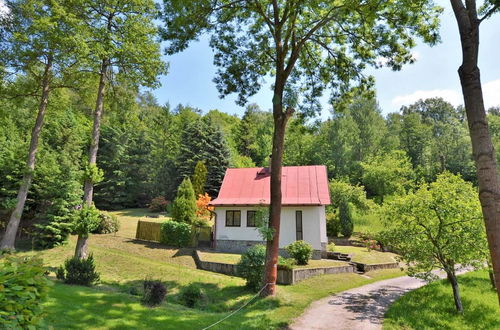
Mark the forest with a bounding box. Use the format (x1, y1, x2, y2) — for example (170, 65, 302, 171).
(2, 82, 500, 248)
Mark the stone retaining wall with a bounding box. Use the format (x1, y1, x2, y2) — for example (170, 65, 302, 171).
(351, 261, 399, 272)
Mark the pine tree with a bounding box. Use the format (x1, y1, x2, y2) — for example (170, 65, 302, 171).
(171, 178, 197, 223)
(192, 161, 207, 197)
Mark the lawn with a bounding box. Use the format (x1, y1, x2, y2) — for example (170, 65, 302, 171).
(198, 251, 350, 269)
(384, 270, 500, 330)
(332, 245, 397, 264)
(20, 208, 407, 329)
(353, 210, 385, 234)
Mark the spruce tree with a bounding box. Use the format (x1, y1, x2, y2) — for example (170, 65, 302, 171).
(171, 178, 196, 223)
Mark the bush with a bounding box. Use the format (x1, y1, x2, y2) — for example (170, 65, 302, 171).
(179, 283, 205, 308)
(237, 244, 266, 291)
(160, 221, 192, 247)
(327, 242, 336, 252)
(277, 256, 296, 270)
(286, 240, 313, 265)
(326, 211, 340, 237)
(149, 196, 170, 212)
(92, 211, 120, 234)
(72, 205, 101, 236)
(142, 279, 167, 306)
(0, 253, 51, 328)
(59, 254, 100, 286)
(339, 200, 354, 238)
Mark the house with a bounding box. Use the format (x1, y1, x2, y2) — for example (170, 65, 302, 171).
(210, 165, 331, 259)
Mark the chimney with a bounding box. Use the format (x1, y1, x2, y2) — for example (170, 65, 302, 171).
(268, 154, 272, 173)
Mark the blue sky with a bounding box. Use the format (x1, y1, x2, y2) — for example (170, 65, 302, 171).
(152, 3, 500, 119)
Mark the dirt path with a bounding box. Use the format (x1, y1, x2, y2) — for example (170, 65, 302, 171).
(290, 270, 467, 330)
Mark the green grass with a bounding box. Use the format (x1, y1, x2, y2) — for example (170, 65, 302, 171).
(384, 270, 500, 330)
(19, 208, 408, 329)
(198, 251, 350, 268)
(110, 208, 171, 239)
(353, 210, 385, 234)
(333, 245, 397, 264)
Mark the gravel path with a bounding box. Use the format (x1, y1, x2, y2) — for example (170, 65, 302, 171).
(290, 269, 468, 330)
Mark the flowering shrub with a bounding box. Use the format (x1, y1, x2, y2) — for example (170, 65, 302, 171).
(364, 239, 381, 251)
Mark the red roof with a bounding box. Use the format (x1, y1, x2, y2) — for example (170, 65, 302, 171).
(210, 165, 331, 206)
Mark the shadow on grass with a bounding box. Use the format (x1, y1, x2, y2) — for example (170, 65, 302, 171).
(384, 272, 500, 330)
(44, 282, 277, 330)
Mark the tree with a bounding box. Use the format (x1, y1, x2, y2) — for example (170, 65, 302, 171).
(0, 0, 87, 249)
(161, 0, 442, 296)
(177, 119, 230, 197)
(361, 150, 415, 203)
(192, 161, 208, 197)
(73, 0, 166, 258)
(381, 172, 489, 312)
(449, 0, 500, 299)
(339, 200, 353, 238)
(171, 178, 197, 224)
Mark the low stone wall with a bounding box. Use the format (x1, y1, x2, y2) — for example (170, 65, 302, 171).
(278, 264, 356, 285)
(192, 250, 238, 276)
(194, 250, 355, 285)
(351, 261, 399, 272)
(216, 240, 322, 260)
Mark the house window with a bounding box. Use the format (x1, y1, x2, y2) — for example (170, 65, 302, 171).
(247, 211, 257, 227)
(296, 211, 303, 240)
(226, 210, 241, 227)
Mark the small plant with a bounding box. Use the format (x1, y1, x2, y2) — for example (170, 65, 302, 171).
(0, 253, 51, 329)
(92, 211, 120, 234)
(60, 254, 100, 286)
(142, 279, 167, 306)
(327, 242, 336, 252)
(160, 220, 192, 247)
(237, 244, 266, 291)
(364, 239, 380, 251)
(286, 240, 313, 265)
(56, 265, 65, 280)
(149, 196, 170, 212)
(277, 256, 296, 270)
(179, 283, 205, 308)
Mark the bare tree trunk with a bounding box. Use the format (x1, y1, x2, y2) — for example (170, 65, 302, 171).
(74, 58, 108, 259)
(450, 0, 500, 303)
(0, 56, 53, 250)
(447, 270, 464, 313)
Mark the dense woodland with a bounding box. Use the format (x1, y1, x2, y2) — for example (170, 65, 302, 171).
(1, 77, 499, 248)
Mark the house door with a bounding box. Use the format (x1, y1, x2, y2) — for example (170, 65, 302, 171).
(296, 211, 303, 240)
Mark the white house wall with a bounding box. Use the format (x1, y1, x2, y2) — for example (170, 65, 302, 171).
(214, 206, 327, 250)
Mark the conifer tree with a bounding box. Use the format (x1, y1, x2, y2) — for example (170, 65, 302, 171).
(192, 161, 207, 197)
(171, 178, 197, 223)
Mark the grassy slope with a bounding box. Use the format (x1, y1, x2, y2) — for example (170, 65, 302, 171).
(333, 246, 397, 264)
(21, 208, 407, 329)
(384, 270, 500, 330)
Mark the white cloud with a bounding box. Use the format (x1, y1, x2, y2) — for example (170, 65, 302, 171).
(391, 78, 500, 110)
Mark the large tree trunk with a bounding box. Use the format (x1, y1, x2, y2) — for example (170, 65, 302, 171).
(74, 58, 108, 259)
(0, 56, 53, 250)
(450, 0, 500, 303)
(447, 270, 464, 313)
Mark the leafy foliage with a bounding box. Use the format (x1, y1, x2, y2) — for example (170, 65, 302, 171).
(149, 196, 170, 213)
(72, 205, 101, 236)
(339, 200, 354, 238)
(237, 244, 266, 291)
(171, 178, 197, 224)
(142, 279, 167, 306)
(179, 283, 205, 308)
(160, 221, 192, 247)
(0, 253, 51, 328)
(195, 193, 213, 220)
(285, 240, 313, 266)
(59, 254, 100, 286)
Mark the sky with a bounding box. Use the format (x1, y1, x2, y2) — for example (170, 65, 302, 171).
(153, 2, 500, 118)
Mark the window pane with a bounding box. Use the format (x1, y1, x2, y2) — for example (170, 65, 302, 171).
(247, 211, 256, 227)
(234, 211, 241, 226)
(296, 211, 303, 240)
